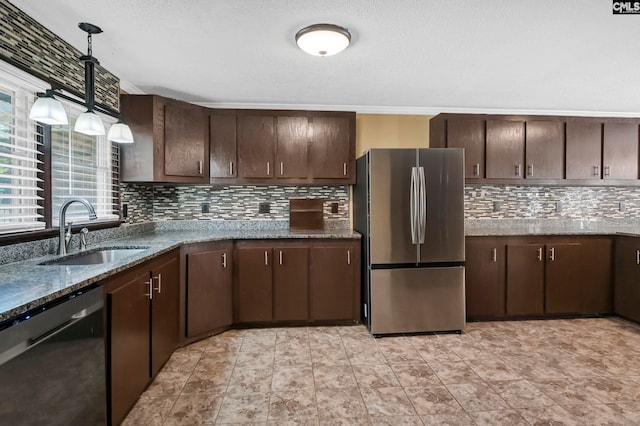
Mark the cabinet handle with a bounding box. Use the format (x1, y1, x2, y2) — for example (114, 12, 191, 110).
(537, 247, 543, 261)
(636, 249, 639, 265)
(153, 273, 162, 294)
(266, 162, 270, 176)
(492, 248, 497, 262)
(229, 162, 234, 176)
(198, 160, 203, 175)
(222, 252, 227, 269)
(549, 247, 555, 262)
(279, 250, 283, 265)
(473, 163, 480, 176)
(343, 162, 348, 176)
(515, 164, 521, 177)
(347, 250, 351, 265)
(604, 166, 611, 177)
(527, 164, 534, 177)
(145, 279, 153, 300)
(593, 165, 600, 176)
(264, 250, 268, 266)
(280, 162, 284, 176)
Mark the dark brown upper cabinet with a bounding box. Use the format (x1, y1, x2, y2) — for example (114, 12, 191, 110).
(237, 114, 276, 179)
(525, 120, 564, 179)
(209, 110, 237, 179)
(486, 120, 525, 179)
(276, 115, 309, 179)
(447, 118, 485, 180)
(566, 120, 602, 180)
(603, 122, 639, 180)
(120, 94, 209, 183)
(309, 114, 355, 181)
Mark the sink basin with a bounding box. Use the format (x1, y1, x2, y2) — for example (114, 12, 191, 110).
(40, 247, 148, 266)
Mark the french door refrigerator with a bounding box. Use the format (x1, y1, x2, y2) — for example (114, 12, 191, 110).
(354, 148, 465, 336)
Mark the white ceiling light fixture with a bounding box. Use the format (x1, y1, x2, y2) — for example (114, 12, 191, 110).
(295, 24, 351, 57)
(29, 22, 134, 143)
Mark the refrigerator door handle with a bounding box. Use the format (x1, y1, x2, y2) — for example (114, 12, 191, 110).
(410, 167, 418, 244)
(418, 166, 426, 244)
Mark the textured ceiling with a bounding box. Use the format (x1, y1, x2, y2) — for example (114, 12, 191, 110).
(8, 0, 640, 116)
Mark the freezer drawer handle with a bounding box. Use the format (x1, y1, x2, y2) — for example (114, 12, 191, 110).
(410, 167, 418, 244)
(537, 247, 543, 261)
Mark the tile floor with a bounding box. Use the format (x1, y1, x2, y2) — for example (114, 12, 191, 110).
(124, 318, 640, 425)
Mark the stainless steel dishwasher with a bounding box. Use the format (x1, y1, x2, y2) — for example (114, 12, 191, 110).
(0, 285, 106, 425)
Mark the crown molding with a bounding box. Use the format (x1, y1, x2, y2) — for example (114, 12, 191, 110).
(118, 79, 145, 95)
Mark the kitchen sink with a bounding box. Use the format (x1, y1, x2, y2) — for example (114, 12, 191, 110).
(40, 247, 149, 266)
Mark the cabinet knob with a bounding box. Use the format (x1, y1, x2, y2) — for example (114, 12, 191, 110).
(153, 274, 162, 294)
(222, 252, 227, 269)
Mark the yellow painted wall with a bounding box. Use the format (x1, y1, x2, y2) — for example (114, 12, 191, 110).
(355, 114, 433, 156)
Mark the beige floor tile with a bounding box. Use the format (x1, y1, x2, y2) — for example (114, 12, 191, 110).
(226, 366, 274, 394)
(562, 403, 637, 425)
(181, 370, 231, 395)
(142, 371, 190, 397)
(275, 348, 312, 367)
(163, 393, 223, 425)
(317, 417, 368, 425)
(311, 347, 350, 366)
(488, 379, 555, 408)
(615, 401, 640, 423)
(162, 351, 202, 373)
(315, 387, 367, 419)
(272, 365, 315, 391)
(531, 378, 605, 405)
(369, 415, 423, 425)
(421, 412, 475, 425)
(466, 358, 522, 381)
(445, 382, 509, 412)
(313, 364, 358, 388)
(428, 360, 483, 384)
(236, 349, 275, 368)
(121, 395, 176, 426)
(413, 343, 461, 363)
(469, 409, 529, 426)
(390, 363, 441, 387)
(403, 385, 462, 415)
(216, 392, 270, 423)
(518, 405, 581, 426)
(268, 388, 318, 421)
(352, 364, 400, 387)
(360, 386, 417, 417)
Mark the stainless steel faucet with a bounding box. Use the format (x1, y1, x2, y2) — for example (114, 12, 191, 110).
(58, 198, 97, 255)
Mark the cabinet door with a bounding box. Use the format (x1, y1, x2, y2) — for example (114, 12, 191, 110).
(309, 243, 357, 321)
(614, 236, 640, 322)
(106, 270, 151, 426)
(164, 102, 208, 179)
(236, 247, 273, 322)
(150, 256, 180, 375)
(276, 116, 309, 179)
(545, 243, 581, 314)
(447, 118, 485, 179)
(186, 248, 233, 337)
(309, 116, 351, 179)
(603, 122, 639, 180)
(486, 120, 525, 179)
(566, 121, 602, 179)
(465, 237, 506, 318)
(506, 244, 544, 315)
(210, 112, 237, 178)
(580, 237, 613, 314)
(238, 115, 275, 178)
(273, 246, 309, 321)
(525, 120, 564, 179)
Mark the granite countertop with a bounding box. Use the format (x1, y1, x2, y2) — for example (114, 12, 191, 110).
(0, 228, 360, 323)
(465, 219, 640, 237)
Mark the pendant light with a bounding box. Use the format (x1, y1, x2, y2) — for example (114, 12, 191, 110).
(29, 22, 134, 144)
(295, 24, 351, 57)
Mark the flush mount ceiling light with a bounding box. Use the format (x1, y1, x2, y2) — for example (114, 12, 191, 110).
(29, 22, 134, 143)
(295, 24, 351, 57)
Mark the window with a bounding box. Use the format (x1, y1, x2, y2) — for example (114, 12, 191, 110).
(0, 68, 45, 234)
(0, 61, 120, 236)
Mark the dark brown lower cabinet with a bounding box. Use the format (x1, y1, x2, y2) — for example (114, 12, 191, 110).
(580, 237, 613, 313)
(104, 249, 179, 426)
(185, 242, 233, 338)
(615, 236, 640, 322)
(236, 244, 273, 323)
(545, 243, 582, 314)
(506, 243, 545, 315)
(465, 237, 506, 318)
(309, 242, 360, 321)
(273, 245, 309, 321)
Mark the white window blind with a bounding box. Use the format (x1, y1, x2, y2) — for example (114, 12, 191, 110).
(51, 104, 118, 226)
(0, 72, 45, 234)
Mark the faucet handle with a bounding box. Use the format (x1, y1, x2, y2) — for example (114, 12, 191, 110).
(80, 227, 89, 251)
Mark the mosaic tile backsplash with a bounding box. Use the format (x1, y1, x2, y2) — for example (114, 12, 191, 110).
(465, 185, 640, 220)
(121, 184, 350, 225)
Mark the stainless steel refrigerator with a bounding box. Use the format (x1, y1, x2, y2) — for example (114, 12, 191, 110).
(354, 148, 465, 336)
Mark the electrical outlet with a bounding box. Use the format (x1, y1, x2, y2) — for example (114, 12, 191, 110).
(331, 202, 339, 213)
(258, 202, 270, 214)
(555, 202, 562, 213)
(620, 201, 627, 212)
(122, 204, 128, 219)
(493, 201, 501, 212)
(201, 203, 210, 214)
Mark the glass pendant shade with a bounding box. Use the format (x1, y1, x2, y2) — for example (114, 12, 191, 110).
(74, 110, 105, 136)
(29, 96, 68, 125)
(107, 121, 134, 143)
(296, 24, 351, 56)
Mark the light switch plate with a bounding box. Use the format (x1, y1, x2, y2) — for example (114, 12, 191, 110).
(620, 201, 627, 212)
(493, 201, 501, 212)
